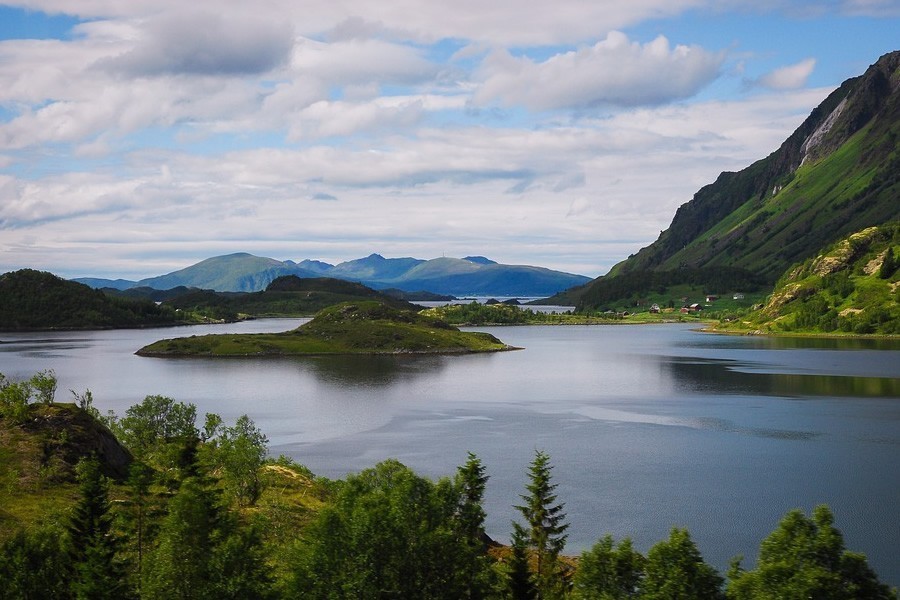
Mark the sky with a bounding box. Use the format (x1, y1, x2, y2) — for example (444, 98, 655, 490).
(0, 1, 898, 280)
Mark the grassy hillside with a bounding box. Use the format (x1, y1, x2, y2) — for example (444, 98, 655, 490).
(0, 269, 180, 331)
(548, 267, 767, 313)
(609, 51, 900, 284)
(136, 301, 512, 356)
(720, 224, 900, 335)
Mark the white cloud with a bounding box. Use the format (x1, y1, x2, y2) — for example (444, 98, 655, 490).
(474, 32, 725, 110)
(753, 58, 817, 90)
(12, 0, 709, 45)
(99, 11, 295, 76)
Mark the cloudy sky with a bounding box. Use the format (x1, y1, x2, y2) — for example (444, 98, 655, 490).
(1, 1, 898, 280)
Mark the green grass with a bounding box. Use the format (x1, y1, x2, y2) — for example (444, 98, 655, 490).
(137, 301, 512, 356)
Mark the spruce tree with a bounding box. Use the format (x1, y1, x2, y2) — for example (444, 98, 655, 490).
(455, 452, 495, 599)
(514, 450, 570, 599)
(508, 523, 538, 600)
(67, 457, 127, 600)
(456, 451, 489, 549)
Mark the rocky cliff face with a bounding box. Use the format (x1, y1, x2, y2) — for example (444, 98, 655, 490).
(609, 50, 900, 282)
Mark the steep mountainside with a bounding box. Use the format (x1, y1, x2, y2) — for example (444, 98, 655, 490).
(610, 51, 900, 283)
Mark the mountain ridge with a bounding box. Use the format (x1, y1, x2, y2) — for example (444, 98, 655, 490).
(74, 253, 591, 296)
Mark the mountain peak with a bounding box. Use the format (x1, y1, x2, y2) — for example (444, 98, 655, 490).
(463, 256, 497, 265)
(608, 49, 900, 284)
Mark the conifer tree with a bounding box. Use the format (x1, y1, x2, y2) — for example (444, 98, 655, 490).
(514, 450, 570, 599)
(508, 523, 538, 600)
(455, 452, 495, 599)
(456, 451, 489, 549)
(67, 457, 127, 600)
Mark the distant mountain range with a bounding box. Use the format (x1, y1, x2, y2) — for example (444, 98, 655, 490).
(74, 253, 591, 296)
(559, 50, 900, 311)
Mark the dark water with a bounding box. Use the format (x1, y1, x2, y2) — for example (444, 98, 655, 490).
(1, 321, 898, 584)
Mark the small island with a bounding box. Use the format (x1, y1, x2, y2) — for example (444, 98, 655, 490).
(136, 301, 514, 356)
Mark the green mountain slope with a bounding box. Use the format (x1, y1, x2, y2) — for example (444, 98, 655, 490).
(724, 223, 900, 335)
(135, 252, 319, 292)
(610, 50, 900, 283)
(0, 270, 179, 331)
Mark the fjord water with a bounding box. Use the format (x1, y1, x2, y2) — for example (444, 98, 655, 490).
(2, 320, 898, 584)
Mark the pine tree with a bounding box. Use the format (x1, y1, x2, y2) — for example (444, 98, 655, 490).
(456, 451, 489, 549)
(508, 523, 538, 600)
(455, 452, 495, 599)
(514, 450, 570, 600)
(67, 457, 128, 600)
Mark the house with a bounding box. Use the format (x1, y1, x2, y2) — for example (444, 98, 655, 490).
(733, 293, 745, 300)
(649, 303, 660, 313)
(705, 295, 718, 303)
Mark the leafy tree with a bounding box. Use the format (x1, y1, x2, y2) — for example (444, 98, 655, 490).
(287, 459, 489, 599)
(67, 457, 128, 600)
(514, 450, 570, 599)
(213, 414, 268, 506)
(573, 535, 645, 599)
(642, 528, 723, 600)
(113, 395, 198, 481)
(141, 475, 272, 600)
(727, 505, 897, 599)
(0, 376, 32, 423)
(29, 369, 57, 404)
(0, 526, 71, 600)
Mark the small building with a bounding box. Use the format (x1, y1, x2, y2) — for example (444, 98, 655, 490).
(733, 293, 745, 300)
(649, 303, 660, 313)
(705, 295, 718, 303)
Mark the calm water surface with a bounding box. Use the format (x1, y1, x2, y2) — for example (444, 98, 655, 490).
(1, 321, 898, 584)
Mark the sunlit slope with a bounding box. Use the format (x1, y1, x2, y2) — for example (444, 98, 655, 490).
(609, 51, 900, 283)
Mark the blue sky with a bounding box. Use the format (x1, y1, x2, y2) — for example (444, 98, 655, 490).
(0, 1, 898, 280)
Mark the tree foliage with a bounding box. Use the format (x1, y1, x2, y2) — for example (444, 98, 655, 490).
(640, 528, 723, 600)
(514, 450, 571, 599)
(727, 505, 897, 599)
(67, 457, 127, 600)
(573, 535, 644, 599)
(288, 458, 492, 599)
(0, 269, 178, 330)
(208, 414, 269, 506)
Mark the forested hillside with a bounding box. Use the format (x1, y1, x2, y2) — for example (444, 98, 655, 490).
(1, 371, 896, 598)
(0, 270, 179, 331)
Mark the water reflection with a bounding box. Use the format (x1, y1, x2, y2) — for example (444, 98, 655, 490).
(665, 357, 900, 397)
(689, 333, 900, 351)
(290, 354, 449, 388)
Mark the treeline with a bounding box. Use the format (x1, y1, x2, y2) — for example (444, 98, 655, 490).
(139, 276, 417, 321)
(0, 270, 179, 330)
(570, 267, 767, 312)
(0, 372, 896, 599)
